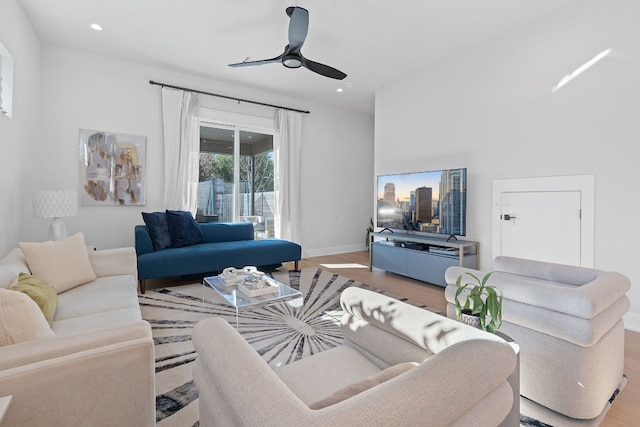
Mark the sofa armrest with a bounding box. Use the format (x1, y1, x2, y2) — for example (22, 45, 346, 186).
(340, 287, 504, 358)
(88, 247, 138, 279)
(493, 256, 630, 318)
(445, 264, 630, 319)
(0, 322, 154, 426)
(135, 225, 154, 256)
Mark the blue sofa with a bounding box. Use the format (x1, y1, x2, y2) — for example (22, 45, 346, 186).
(135, 222, 301, 293)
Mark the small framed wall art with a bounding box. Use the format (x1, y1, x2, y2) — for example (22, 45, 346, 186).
(79, 128, 147, 206)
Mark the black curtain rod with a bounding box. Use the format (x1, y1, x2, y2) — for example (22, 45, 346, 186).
(149, 80, 310, 114)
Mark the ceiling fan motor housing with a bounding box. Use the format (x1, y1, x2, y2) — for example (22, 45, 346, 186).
(283, 54, 302, 68)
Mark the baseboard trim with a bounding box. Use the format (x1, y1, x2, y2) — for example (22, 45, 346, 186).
(624, 312, 640, 332)
(305, 244, 367, 258)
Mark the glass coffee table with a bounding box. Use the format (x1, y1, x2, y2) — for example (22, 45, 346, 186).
(203, 275, 303, 328)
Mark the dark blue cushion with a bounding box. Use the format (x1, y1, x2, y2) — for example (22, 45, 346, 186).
(141, 212, 172, 251)
(166, 210, 205, 248)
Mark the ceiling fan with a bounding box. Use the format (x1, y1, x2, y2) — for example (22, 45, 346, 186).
(228, 6, 347, 80)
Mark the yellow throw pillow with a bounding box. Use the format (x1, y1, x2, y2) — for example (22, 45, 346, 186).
(19, 232, 97, 293)
(0, 288, 55, 347)
(308, 362, 418, 410)
(10, 273, 58, 324)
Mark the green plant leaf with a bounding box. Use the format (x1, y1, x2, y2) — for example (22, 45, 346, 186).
(471, 294, 483, 314)
(465, 272, 481, 285)
(481, 271, 494, 286)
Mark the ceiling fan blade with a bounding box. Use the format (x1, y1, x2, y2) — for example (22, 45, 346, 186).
(286, 6, 308, 52)
(300, 56, 347, 80)
(228, 54, 283, 67)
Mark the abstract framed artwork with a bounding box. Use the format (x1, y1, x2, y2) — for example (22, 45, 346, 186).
(79, 129, 146, 206)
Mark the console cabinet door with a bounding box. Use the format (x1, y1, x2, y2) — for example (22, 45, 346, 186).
(371, 243, 407, 275)
(406, 252, 445, 286)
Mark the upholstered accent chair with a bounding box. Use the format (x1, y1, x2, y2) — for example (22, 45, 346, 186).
(193, 287, 518, 426)
(445, 256, 630, 424)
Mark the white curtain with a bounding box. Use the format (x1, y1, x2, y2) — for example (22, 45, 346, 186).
(274, 109, 304, 254)
(161, 88, 200, 214)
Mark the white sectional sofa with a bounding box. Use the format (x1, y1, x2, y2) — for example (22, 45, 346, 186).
(0, 233, 155, 426)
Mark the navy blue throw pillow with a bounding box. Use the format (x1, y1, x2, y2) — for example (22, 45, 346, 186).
(142, 212, 172, 251)
(166, 210, 205, 248)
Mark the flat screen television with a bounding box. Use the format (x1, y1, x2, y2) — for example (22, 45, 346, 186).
(376, 168, 467, 237)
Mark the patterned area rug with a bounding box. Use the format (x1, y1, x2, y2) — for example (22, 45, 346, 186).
(139, 267, 436, 426)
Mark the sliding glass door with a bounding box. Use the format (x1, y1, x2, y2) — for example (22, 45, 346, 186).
(198, 124, 275, 238)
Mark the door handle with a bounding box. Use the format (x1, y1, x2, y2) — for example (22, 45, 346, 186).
(502, 214, 516, 221)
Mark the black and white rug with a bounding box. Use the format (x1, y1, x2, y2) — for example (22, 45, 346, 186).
(139, 267, 436, 426)
(139, 267, 626, 427)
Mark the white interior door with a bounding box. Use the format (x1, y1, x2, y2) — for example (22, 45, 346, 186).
(492, 175, 594, 268)
(500, 191, 581, 265)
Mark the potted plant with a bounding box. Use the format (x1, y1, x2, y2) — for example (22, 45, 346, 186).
(454, 272, 503, 333)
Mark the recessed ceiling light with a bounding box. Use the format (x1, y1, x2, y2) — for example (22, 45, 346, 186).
(90, 23, 103, 31)
(336, 88, 344, 93)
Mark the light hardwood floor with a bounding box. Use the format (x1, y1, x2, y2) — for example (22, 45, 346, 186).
(289, 251, 640, 427)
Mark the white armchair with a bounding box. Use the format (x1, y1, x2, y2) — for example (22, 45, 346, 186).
(445, 256, 630, 424)
(193, 287, 518, 426)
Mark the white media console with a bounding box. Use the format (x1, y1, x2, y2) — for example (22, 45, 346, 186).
(369, 231, 479, 287)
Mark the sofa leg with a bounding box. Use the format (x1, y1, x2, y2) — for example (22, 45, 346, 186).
(294, 261, 299, 271)
(139, 280, 146, 294)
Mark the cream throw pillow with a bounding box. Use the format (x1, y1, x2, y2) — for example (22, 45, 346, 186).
(19, 232, 97, 293)
(0, 288, 55, 347)
(308, 362, 418, 410)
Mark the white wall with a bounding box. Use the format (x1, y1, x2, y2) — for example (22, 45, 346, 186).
(301, 102, 374, 257)
(374, 0, 640, 330)
(0, 0, 42, 255)
(19, 46, 373, 256)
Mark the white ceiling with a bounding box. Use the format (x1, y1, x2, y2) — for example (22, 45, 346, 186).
(18, 0, 580, 115)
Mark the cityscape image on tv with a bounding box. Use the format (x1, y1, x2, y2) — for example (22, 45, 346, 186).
(376, 168, 467, 236)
